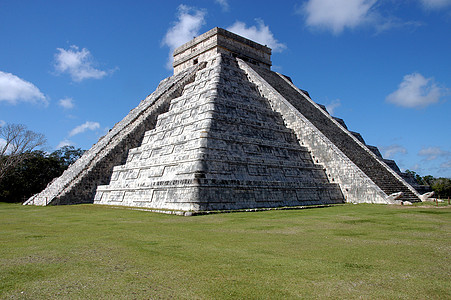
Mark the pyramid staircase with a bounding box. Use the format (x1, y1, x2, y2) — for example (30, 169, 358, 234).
(243, 64, 419, 203)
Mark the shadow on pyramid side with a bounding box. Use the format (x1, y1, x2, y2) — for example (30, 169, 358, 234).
(25, 27, 425, 212)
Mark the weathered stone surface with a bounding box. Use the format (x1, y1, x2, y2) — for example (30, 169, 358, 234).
(26, 27, 422, 211)
(95, 53, 343, 211)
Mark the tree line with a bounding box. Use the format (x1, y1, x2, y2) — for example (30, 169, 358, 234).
(0, 123, 84, 203)
(405, 170, 451, 199)
(0, 147, 85, 203)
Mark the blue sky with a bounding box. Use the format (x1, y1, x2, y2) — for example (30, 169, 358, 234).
(0, 0, 450, 178)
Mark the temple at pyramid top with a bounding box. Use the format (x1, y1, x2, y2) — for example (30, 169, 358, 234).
(173, 27, 272, 74)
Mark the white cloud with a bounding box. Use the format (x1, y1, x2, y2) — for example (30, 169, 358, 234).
(0, 71, 48, 105)
(56, 139, 73, 149)
(0, 120, 5, 127)
(380, 144, 407, 158)
(162, 5, 206, 69)
(386, 73, 443, 108)
(227, 19, 286, 52)
(418, 147, 450, 161)
(54, 46, 109, 82)
(419, 0, 451, 10)
(325, 99, 341, 115)
(215, 0, 230, 11)
(58, 97, 74, 109)
(69, 121, 100, 137)
(372, 17, 424, 35)
(301, 0, 377, 34)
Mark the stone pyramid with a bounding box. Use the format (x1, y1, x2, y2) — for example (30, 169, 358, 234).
(25, 27, 422, 212)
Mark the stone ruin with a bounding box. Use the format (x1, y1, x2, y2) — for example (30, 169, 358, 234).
(25, 27, 426, 213)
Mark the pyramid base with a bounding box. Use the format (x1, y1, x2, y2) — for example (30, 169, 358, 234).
(96, 203, 342, 216)
(95, 178, 344, 212)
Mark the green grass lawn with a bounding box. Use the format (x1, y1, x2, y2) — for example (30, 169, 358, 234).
(0, 203, 450, 299)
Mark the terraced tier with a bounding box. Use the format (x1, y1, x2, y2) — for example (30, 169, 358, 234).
(95, 54, 344, 211)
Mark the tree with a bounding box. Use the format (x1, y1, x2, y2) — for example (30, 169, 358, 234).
(50, 146, 85, 168)
(405, 169, 423, 185)
(431, 178, 451, 199)
(0, 123, 46, 182)
(0, 151, 61, 202)
(0, 147, 85, 203)
(402, 170, 451, 198)
(421, 175, 435, 186)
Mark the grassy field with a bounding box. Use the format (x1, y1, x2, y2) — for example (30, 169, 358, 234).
(0, 203, 450, 299)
